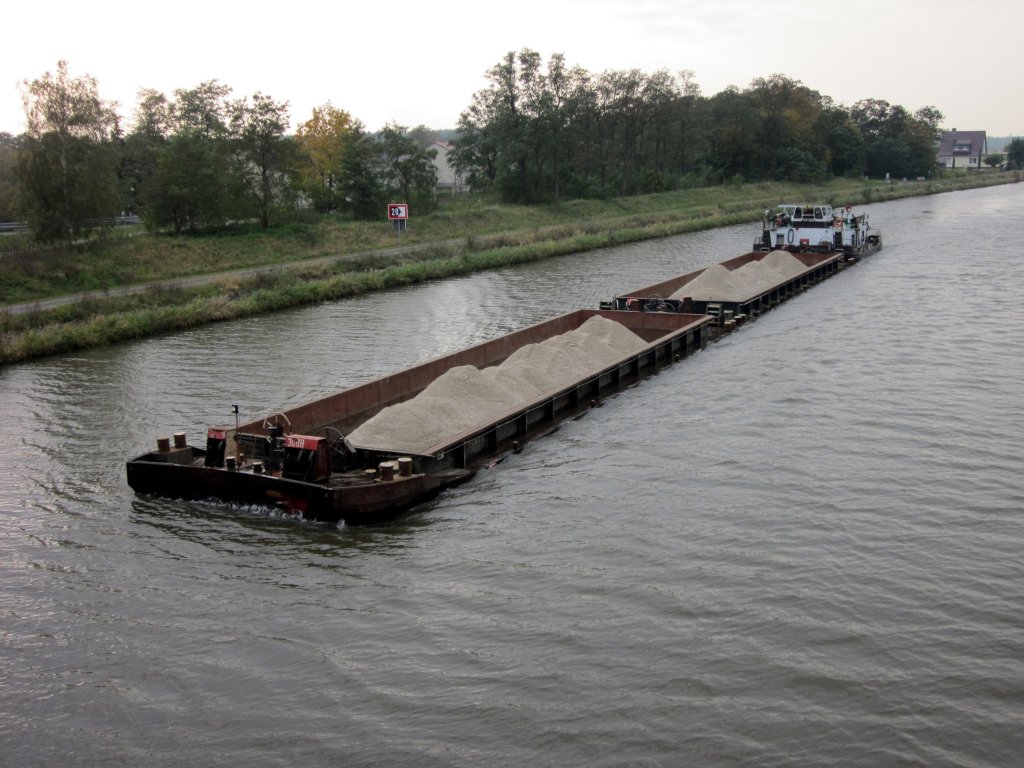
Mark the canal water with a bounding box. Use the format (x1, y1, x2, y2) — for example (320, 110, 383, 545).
(2, 185, 1022, 767)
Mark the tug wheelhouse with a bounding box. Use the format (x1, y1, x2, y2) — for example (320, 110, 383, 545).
(756, 203, 881, 258)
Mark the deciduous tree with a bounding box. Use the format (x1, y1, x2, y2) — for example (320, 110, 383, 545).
(139, 81, 247, 233)
(18, 60, 120, 241)
(378, 123, 438, 213)
(295, 103, 357, 213)
(1006, 137, 1024, 170)
(0, 132, 21, 221)
(338, 127, 383, 220)
(120, 88, 171, 215)
(230, 92, 293, 228)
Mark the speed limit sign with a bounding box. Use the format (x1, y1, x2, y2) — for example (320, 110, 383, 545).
(387, 203, 408, 220)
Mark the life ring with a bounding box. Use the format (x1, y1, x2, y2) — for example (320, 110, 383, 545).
(845, 204, 852, 212)
(786, 229, 795, 244)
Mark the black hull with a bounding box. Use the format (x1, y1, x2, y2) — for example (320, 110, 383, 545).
(126, 452, 474, 526)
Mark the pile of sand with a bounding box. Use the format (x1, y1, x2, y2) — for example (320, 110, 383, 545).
(348, 316, 648, 453)
(670, 252, 808, 302)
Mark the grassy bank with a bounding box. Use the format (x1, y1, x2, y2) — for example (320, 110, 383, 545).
(1, 172, 1017, 364)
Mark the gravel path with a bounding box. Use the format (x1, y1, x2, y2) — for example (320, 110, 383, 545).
(0, 238, 464, 316)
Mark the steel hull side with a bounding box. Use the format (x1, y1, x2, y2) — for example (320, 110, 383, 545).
(126, 459, 474, 525)
(127, 459, 332, 516)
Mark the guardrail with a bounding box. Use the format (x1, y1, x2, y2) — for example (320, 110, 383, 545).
(0, 215, 143, 234)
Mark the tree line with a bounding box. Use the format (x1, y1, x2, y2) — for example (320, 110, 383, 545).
(2, 56, 1022, 242)
(452, 49, 1023, 205)
(451, 50, 906, 203)
(1, 61, 440, 241)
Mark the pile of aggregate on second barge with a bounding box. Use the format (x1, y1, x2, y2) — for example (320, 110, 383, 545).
(669, 251, 809, 302)
(348, 316, 647, 453)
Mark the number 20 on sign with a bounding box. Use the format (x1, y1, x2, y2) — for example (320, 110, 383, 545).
(388, 204, 408, 220)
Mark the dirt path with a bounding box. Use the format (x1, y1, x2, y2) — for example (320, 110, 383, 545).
(1, 238, 464, 316)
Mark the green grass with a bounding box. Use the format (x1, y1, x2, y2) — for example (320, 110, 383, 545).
(1, 172, 1018, 364)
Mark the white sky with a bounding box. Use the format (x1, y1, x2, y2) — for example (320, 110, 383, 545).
(3, 0, 1022, 137)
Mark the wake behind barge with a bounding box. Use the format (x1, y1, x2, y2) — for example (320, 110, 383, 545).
(126, 309, 711, 525)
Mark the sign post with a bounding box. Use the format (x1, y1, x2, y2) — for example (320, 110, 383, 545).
(388, 203, 409, 235)
(387, 202, 407, 247)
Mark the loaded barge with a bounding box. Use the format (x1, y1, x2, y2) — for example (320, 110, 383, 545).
(126, 309, 711, 525)
(602, 249, 844, 330)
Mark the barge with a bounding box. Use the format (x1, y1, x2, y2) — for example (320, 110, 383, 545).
(755, 203, 882, 258)
(602, 249, 844, 330)
(126, 309, 712, 525)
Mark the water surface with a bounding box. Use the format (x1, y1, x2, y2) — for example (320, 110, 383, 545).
(2, 185, 1023, 766)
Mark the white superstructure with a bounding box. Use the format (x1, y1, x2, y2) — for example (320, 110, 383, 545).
(757, 203, 880, 255)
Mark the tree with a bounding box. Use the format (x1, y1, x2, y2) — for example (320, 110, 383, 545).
(378, 123, 438, 213)
(670, 70, 711, 183)
(814, 103, 866, 177)
(406, 124, 439, 150)
(532, 53, 584, 202)
(18, 60, 120, 242)
(0, 132, 21, 221)
(450, 87, 501, 191)
(1006, 137, 1024, 170)
(905, 106, 944, 177)
(851, 99, 940, 179)
(746, 74, 825, 179)
(295, 102, 358, 212)
(230, 92, 292, 228)
(452, 49, 539, 203)
(984, 153, 1005, 168)
(338, 126, 384, 220)
(120, 88, 171, 215)
(150, 131, 238, 234)
(138, 81, 241, 233)
(708, 87, 760, 181)
(451, 53, 948, 200)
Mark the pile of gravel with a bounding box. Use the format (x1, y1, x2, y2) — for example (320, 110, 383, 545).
(670, 251, 809, 302)
(348, 316, 648, 453)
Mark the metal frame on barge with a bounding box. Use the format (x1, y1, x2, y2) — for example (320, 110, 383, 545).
(126, 309, 712, 526)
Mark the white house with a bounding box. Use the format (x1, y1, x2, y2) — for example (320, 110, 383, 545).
(936, 130, 988, 170)
(431, 141, 468, 194)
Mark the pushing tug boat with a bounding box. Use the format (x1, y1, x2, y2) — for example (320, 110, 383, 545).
(755, 203, 882, 258)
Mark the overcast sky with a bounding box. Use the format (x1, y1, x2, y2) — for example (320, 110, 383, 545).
(3, 0, 1021, 138)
